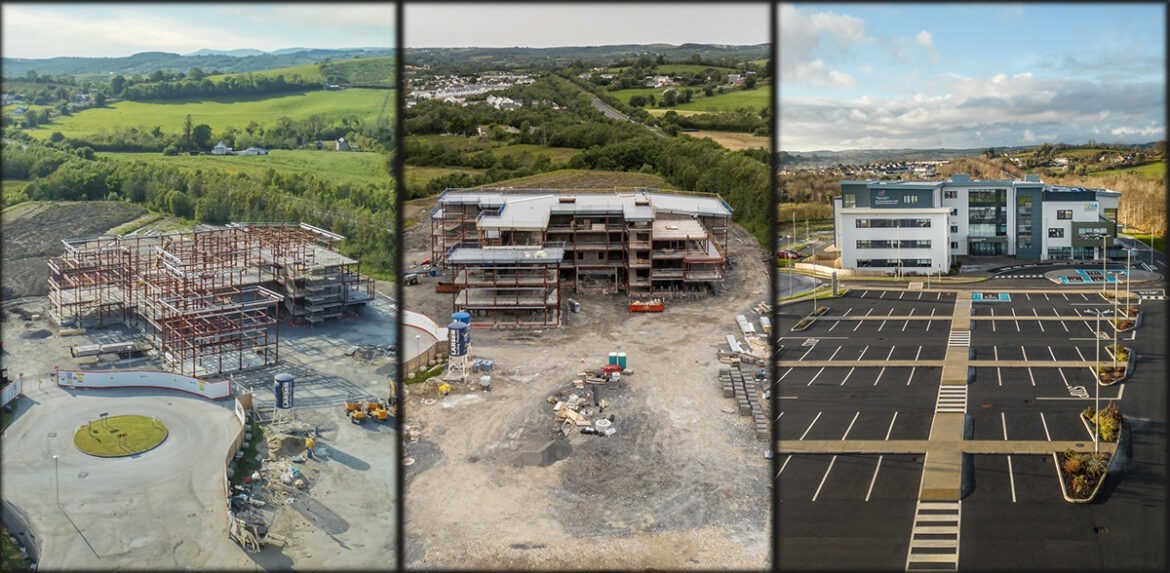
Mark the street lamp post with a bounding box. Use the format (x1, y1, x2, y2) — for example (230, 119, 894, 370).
(1101, 235, 1108, 293)
(1112, 269, 1120, 371)
(53, 454, 60, 506)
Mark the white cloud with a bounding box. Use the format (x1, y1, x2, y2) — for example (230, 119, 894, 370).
(779, 4, 866, 84)
(914, 30, 933, 48)
(780, 71, 1165, 150)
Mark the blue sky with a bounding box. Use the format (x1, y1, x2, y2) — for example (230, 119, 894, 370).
(1, 3, 395, 59)
(779, 3, 1166, 151)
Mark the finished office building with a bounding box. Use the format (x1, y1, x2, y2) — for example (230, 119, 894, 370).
(832, 174, 1120, 273)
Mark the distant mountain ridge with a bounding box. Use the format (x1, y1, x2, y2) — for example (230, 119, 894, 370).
(2, 47, 394, 78)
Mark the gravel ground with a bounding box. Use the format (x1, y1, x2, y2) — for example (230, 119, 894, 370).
(401, 219, 771, 569)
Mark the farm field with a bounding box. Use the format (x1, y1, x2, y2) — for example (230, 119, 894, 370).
(405, 165, 486, 188)
(97, 150, 392, 187)
(1091, 161, 1166, 179)
(682, 130, 769, 151)
(206, 63, 322, 82)
(673, 88, 769, 112)
(411, 135, 580, 164)
(24, 88, 394, 140)
(645, 108, 707, 117)
(608, 87, 668, 105)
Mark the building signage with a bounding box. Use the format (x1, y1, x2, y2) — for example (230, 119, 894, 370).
(1083, 202, 1099, 213)
(871, 189, 903, 207)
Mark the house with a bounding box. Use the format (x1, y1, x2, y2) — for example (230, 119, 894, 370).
(727, 74, 745, 86)
(324, 84, 342, 90)
(211, 141, 232, 155)
(336, 137, 351, 151)
(242, 146, 268, 156)
(12, 105, 29, 116)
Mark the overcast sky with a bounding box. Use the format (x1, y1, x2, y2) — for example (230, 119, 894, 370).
(405, 3, 769, 48)
(779, 3, 1167, 151)
(1, 3, 395, 59)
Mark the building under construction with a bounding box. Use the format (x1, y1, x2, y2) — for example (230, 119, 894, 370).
(47, 223, 374, 377)
(430, 188, 732, 327)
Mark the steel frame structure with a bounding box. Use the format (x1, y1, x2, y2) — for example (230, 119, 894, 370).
(47, 223, 374, 377)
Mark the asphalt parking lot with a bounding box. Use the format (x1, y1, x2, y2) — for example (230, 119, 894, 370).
(777, 283, 1167, 570)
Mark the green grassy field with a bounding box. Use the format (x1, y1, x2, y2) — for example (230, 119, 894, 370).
(1125, 231, 1166, 254)
(475, 168, 670, 190)
(682, 131, 769, 151)
(405, 165, 487, 187)
(2, 180, 29, 207)
(98, 150, 392, 187)
(477, 143, 579, 164)
(673, 88, 770, 112)
(645, 108, 707, 117)
(1090, 161, 1166, 179)
(207, 63, 323, 82)
(26, 88, 394, 140)
(608, 87, 668, 105)
(74, 415, 168, 457)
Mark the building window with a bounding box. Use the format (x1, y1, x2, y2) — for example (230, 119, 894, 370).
(950, 241, 958, 249)
(1057, 209, 1072, 220)
(843, 193, 856, 208)
(1048, 228, 1064, 238)
(1048, 247, 1071, 260)
(951, 208, 958, 216)
(903, 194, 919, 205)
(945, 191, 958, 199)
(950, 225, 958, 233)
(1104, 207, 1117, 222)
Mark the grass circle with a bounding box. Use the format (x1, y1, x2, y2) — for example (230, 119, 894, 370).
(73, 415, 168, 457)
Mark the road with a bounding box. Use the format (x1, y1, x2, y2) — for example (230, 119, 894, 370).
(570, 82, 668, 139)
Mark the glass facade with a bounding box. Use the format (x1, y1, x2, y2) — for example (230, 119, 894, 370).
(968, 189, 1006, 237)
(855, 218, 932, 228)
(856, 239, 931, 249)
(1016, 195, 1032, 250)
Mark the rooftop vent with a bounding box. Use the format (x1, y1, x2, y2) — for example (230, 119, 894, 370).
(558, 196, 576, 203)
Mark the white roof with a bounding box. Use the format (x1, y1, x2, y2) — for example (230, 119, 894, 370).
(438, 189, 731, 231)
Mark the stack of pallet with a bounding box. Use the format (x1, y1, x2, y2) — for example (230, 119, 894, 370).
(718, 366, 768, 440)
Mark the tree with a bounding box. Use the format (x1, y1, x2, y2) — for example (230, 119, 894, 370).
(661, 89, 677, 107)
(181, 114, 194, 151)
(110, 75, 126, 96)
(23, 109, 41, 128)
(187, 67, 206, 81)
(93, 92, 106, 107)
(192, 124, 214, 150)
(744, 75, 758, 89)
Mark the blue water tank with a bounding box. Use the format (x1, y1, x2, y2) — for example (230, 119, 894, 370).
(618, 352, 627, 369)
(274, 372, 294, 409)
(448, 321, 469, 356)
(452, 311, 471, 323)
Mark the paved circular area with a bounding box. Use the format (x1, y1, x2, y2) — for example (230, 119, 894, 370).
(0, 387, 254, 570)
(73, 415, 169, 457)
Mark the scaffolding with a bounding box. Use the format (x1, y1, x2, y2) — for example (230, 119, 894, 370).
(47, 223, 375, 377)
(446, 243, 562, 328)
(431, 189, 732, 303)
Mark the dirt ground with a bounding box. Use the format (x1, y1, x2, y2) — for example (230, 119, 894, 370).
(1, 201, 147, 300)
(400, 217, 772, 569)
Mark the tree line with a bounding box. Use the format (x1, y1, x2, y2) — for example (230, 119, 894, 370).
(2, 138, 395, 278)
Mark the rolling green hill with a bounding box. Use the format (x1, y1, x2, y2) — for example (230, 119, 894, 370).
(97, 150, 391, 187)
(25, 88, 394, 140)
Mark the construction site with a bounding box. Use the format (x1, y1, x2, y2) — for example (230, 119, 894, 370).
(400, 188, 771, 569)
(428, 188, 732, 327)
(1, 205, 397, 570)
(46, 222, 375, 377)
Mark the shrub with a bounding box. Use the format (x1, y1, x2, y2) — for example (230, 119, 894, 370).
(1071, 474, 1090, 496)
(1062, 456, 1082, 475)
(1083, 454, 1109, 478)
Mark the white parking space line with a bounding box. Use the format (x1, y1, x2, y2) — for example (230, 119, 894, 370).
(812, 456, 837, 501)
(997, 367, 1002, 387)
(906, 367, 916, 386)
(1043, 293, 1051, 301)
(915, 346, 922, 361)
(1027, 367, 1036, 387)
(888, 308, 896, 316)
(1035, 309, 1045, 332)
(1013, 308, 1021, 332)
(899, 291, 906, 300)
(840, 367, 855, 386)
(807, 367, 825, 386)
(780, 368, 793, 381)
(778, 454, 792, 479)
(902, 319, 910, 332)
(879, 291, 887, 299)
(1021, 346, 1029, 361)
(866, 308, 874, 317)
(993, 346, 999, 361)
(799, 346, 815, 361)
(873, 367, 886, 386)
(908, 308, 916, 316)
(860, 291, 868, 298)
(1040, 412, 1052, 441)
(799, 412, 822, 440)
(1080, 293, 1089, 301)
(866, 456, 883, 502)
(992, 317, 997, 332)
(1062, 293, 1069, 301)
(886, 412, 898, 439)
(878, 320, 887, 332)
(1061, 320, 1069, 332)
(1002, 411, 1009, 440)
(858, 346, 869, 360)
(828, 320, 839, 331)
(1025, 293, 1031, 300)
(829, 346, 842, 361)
(842, 411, 860, 439)
(1075, 346, 1086, 361)
(843, 308, 852, 316)
(1007, 456, 1017, 503)
(886, 346, 896, 360)
(853, 320, 864, 332)
(1048, 346, 1057, 361)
